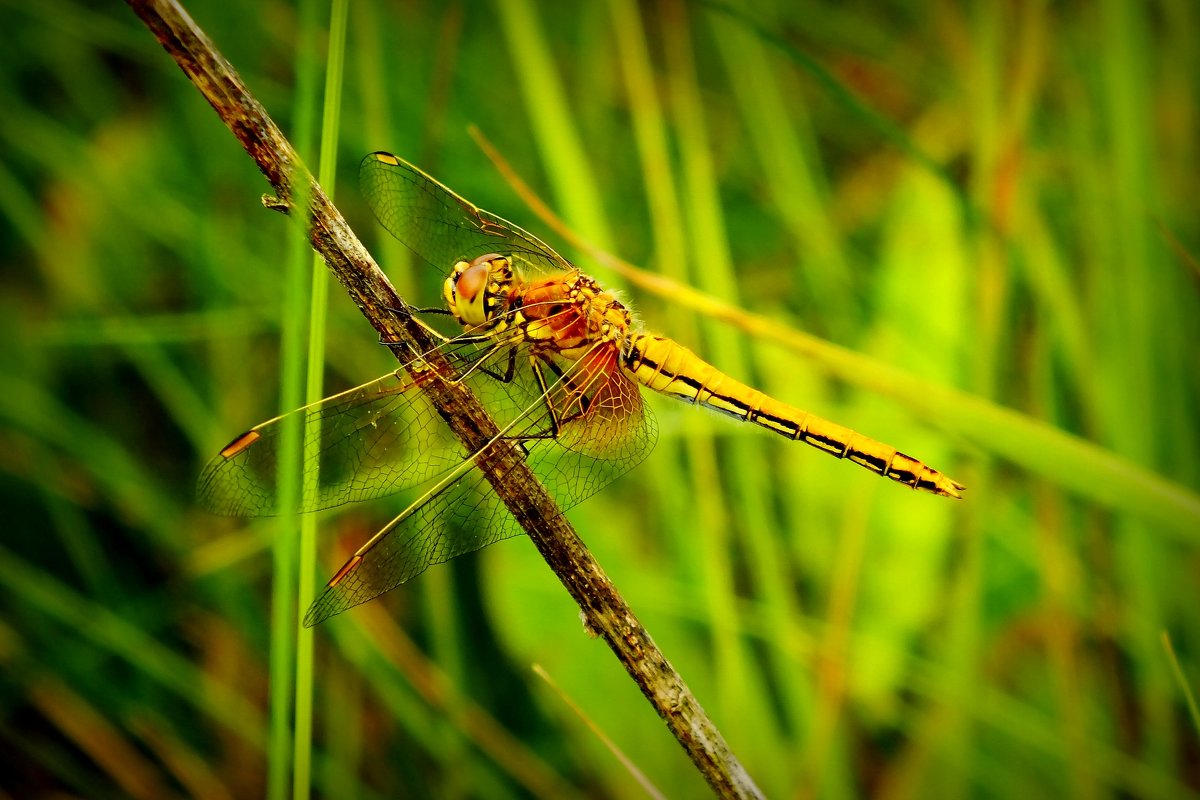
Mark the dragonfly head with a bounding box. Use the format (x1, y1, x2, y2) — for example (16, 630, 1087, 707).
(444, 253, 514, 330)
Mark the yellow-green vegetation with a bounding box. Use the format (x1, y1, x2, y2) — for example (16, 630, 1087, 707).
(1, 1, 1196, 798)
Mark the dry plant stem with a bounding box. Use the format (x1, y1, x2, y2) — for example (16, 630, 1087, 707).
(124, 1, 764, 797)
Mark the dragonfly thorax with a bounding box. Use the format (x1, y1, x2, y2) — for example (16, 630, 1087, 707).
(443, 253, 514, 330)
(517, 273, 634, 360)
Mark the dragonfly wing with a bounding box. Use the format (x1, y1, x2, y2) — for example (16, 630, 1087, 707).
(303, 462, 519, 626)
(531, 345, 658, 500)
(198, 364, 468, 518)
(304, 344, 658, 625)
(360, 152, 574, 277)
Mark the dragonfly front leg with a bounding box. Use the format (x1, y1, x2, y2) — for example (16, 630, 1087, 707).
(378, 303, 515, 350)
(376, 306, 455, 361)
(376, 305, 460, 349)
(450, 342, 517, 385)
(379, 305, 519, 384)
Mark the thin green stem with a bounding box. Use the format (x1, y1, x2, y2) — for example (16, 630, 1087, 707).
(1161, 632, 1200, 736)
(270, 0, 322, 797)
(290, 0, 348, 796)
(270, 1, 319, 796)
(293, 1, 349, 798)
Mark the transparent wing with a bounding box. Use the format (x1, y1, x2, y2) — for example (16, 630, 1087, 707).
(360, 151, 575, 278)
(197, 329, 529, 518)
(304, 343, 657, 626)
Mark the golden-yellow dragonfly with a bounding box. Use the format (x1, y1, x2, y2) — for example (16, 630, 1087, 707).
(199, 152, 964, 626)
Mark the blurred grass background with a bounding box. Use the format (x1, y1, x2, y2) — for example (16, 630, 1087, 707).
(1, 0, 1198, 797)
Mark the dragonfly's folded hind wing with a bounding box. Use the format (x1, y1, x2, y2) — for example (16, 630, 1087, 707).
(303, 457, 511, 626)
(304, 345, 657, 625)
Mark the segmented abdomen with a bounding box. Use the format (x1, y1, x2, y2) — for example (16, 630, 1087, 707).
(624, 334, 964, 498)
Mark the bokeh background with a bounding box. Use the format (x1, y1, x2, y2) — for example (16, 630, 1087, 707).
(2, 1, 1198, 797)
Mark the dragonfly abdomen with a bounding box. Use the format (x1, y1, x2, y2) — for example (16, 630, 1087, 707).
(624, 334, 964, 498)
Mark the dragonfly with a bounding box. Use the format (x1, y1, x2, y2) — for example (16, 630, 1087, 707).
(199, 151, 965, 627)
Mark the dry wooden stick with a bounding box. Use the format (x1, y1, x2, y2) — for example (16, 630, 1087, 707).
(124, 1, 763, 797)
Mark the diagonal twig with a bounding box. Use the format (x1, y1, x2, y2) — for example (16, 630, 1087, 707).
(123, 0, 764, 796)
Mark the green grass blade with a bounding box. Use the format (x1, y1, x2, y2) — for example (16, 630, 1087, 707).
(268, 0, 324, 796)
(293, 1, 349, 798)
(490, 0, 614, 253)
(1161, 632, 1200, 736)
(701, 0, 967, 208)
(0, 546, 267, 749)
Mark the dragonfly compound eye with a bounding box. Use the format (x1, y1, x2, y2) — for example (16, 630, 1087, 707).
(453, 261, 493, 326)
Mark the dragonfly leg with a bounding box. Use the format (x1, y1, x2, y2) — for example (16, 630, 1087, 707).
(379, 306, 501, 348)
(517, 359, 566, 443)
(450, 343, 517, 384)
(526, 355, 592, 443)
(376, 310, 454, 352)
(543, 358, 593, 420)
